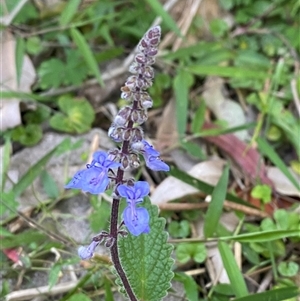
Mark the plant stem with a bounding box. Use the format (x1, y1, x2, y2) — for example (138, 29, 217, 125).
(109, 106, 137, 301)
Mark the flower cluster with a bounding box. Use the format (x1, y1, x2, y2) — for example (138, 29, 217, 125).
(66, 26, 168, 260)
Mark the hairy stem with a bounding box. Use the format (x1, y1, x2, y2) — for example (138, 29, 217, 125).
(109, 105, 137, 301)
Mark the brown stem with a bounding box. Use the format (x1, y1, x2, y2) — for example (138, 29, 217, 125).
(108, 102, 138, 301)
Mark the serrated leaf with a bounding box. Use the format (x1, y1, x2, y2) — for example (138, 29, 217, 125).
(38, 58, 66, 89)
(70, 28, 104, 87)
(117, 198, 174, 301)
(204, 165, 229, 238)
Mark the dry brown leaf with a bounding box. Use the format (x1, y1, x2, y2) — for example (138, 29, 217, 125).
(0, 30, 36, 131)
(267, 166, 300, 197)
(151, 159, 226, 205)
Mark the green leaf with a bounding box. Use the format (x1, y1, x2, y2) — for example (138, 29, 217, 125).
(117, 198, 174, 301)
(145, 0, 182, 37)
(174, 272, 198, 301)
(231, 287, 300, 301)
(191, 101, 206, 134)
(168, 220, 190, 238)
(0, 137, 11, 192)
(209, 19, 229, 38)
(204, 165, 229, 238)
(169, 166, 253, 208)
(70, 28, 104, 87)
(257, 137, 300, 191)
(278, 261, 299, 277)
(10, 139, 69, 197)
(68, 293, 92, 301)
(59, 0, 81, 25)
(0, 192, 18, 218)
(180, 140, 206, 160)
(50, 96, 95, 133)
(0, 229, 47, 250)
(176, 242, 206, 264)
(89, 199, 110, 232)
(41, 170, 59, 199)
(187, 65, 268, 79)
(49, 264, 61, 289)
(26, 36, 43, 55)
(173, 69, 194, 137)
(0, 227, 13, 237)
(218, 241, 248, 298)
(251, 184, 272, 204)
(38, 58, 66, 89)
(104, 277, 114, 301)
(11, 124, 43, 146)
(220, 229, 300, 243)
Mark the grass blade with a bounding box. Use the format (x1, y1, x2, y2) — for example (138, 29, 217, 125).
(257, 137, 300, 190)
(1, 137, 11, 192)
(59, 0, 81, 26)
(173, 69, 194, 137)
(187, 65, 268, 79)
(220, 229, 300, 243)
(169, 166, 255, 208)
(70, 28, 104, 87)
(232, 286, 299, 301)
(204, 165, 229, 238)
(10, 139, 69, 197)
(145, 0, 182, 36)
(218, 241, 248, 298)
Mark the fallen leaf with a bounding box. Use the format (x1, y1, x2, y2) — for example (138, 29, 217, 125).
(0, 30, 36, 131)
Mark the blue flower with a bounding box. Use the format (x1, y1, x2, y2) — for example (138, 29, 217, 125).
(78, 240, 99, 260)
(65, 151, 120, 194)
(132, 140, 169, 172)
(117, 181, 150, 236)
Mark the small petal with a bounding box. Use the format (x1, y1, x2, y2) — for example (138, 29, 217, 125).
(81, 168, 109, 194)
(117, 184, 134, 199)
(78, 241, 99, 260)
(65, 170, 84, 190)
(142, 140, 160, 156)
(123, 206, 150, 236)
(117, 181, 149, 201)
(145, 156, 170, 172)
(134, 181, 150, 199)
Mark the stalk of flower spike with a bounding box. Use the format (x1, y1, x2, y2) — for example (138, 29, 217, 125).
(108, 26, 163, 300)
(68, 26, 167, 300)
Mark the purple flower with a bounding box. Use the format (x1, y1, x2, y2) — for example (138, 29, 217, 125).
(117, 181, 150, 236)
(78, 240, 99, 260)
(65, 151, 120, 194)
(132, 140, 170, 172)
